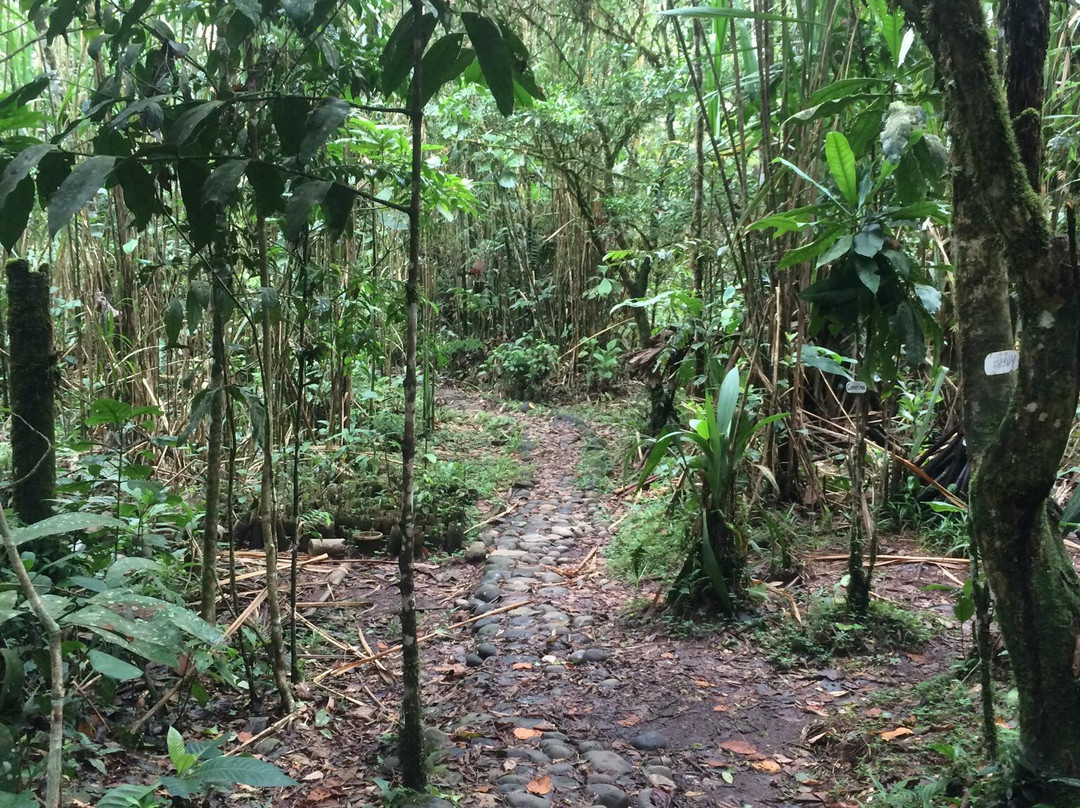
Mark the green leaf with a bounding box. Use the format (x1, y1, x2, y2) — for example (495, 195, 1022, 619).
(95, 784, 158, 808)
(88, 650, 143, 681)
(322, 182, 354, 237)
(0, 793, 36, 808)
(167, 101, 224, 146)
(35, 150, 73, 207)
(164, 298, 184, 347)
(801, 344, 854, 380)
(380, 9, 438, 96)
(202, 159, 249, 208)
(815, 234, 852, 268)
(462, 12, 515, 116)
(824, 131, 858, 207)
(779, 225, 845, 270)
(414, 33, 467, 108)
(0, 175, 33, 252)
(914, 283, 942, 314)
(186, 280, 211, 330)
(853, 224, 885, 258)
(809, 77, 887, 107)
(246, 161, 285, 217)
(0, 143, 54, 205)
(272, 96, 310, 157)
(854, 254, 881, 294)
(284, 180, 330, 242)
(177, 160, 214, 249)
(194, 755, 296, 787)
(299, 99, 350, 164)
(177, 388, 219, 443)
(48, 155, 117, 237)
(104, 556, 161, 589)
(114, 158, 157, 230)
(88, 591, 223, 645)
(11, 512, 126, 547)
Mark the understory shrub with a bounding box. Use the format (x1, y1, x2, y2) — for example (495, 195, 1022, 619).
(482, 336, 558, 399)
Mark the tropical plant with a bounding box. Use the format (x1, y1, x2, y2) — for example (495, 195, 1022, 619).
(639, 363, 786, 614)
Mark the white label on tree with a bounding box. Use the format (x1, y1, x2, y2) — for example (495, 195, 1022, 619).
(845, 381, 868, 394)
(984, 350, 1019, 376)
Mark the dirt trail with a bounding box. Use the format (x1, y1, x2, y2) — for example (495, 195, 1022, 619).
(415, 396, 812, 808)
(267, 394, 953, 808)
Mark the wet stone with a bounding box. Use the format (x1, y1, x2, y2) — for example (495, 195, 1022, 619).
(538, 572, 564, 583)
(547, 762, 575, 775)
(465, 653, 484, 667)
(465, 541, 487, 561)
(644, 765, 673, 779)
(540, 740, 575, 760)
(475, 623, 501, 638)
(588, 784, 631, 808)
(577, 741, 604, 753)
(572, 615, 595, 627)
(585, 750, 633, 776)
(476, 642, 499, 659)
(506, 748, 550, 764)
(505, 794, 551, 808)
(631, 731, 668, 751)
(475, 583, 501, 602)
(586, 773, 616, 785)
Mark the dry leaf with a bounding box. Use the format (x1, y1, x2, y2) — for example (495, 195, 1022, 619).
(472, 794, 497, 808)
(513, 727, 543, 740)
(301, 771, 325, 781)
(720, 740, 758, 756)
(527, 776, 552, 795)
(880, 727, 914, 741)
(617, 714, 641, 727)
(752, 760, 782, 774)
(512, 662, 533, 670)
(693, 679, 714, 688)
(864, 707, 882, 717)
(306, 786, 332, 802)
(713, 704, 732, 713)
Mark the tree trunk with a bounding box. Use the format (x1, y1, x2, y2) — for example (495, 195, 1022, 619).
(397, 0, 427, 790)
(904, 0, 1080, 795)
(200, 259, 227, 623)
(6, 259, 56, 526)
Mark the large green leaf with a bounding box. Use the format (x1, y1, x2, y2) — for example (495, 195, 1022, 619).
(88, 649, 143, 681)
(88, 591, 223, 645)
(12, 512, 125, 547)
(414, 33, 469, 108)
(95, 784, 158, 808)
(380, 9, 438, 96)
(462, 12, 515, 116)
(194, 755, 296, 787)
(202, 159, 249, 208)
(272, 96, 310, 157)
(824, 132, 858, 207)
(0, 175, 33, 251)
(0, 792, 35, 808)
(284, 180, 330, 241)
(177, 160, 214, 249)
(0, 143, 54, 205)
(246, 161, 285, 217)
(299, 99, 349, 164)
(48, 155, 117, 237)
(167, 101, 224, 146)
(113, 158, 158, 230)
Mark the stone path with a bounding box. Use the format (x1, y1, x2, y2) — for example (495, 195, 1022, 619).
(435, 413, 678, 808)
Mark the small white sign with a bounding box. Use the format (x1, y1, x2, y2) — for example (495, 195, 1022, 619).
(845, 380, 868, 394)
(984, 350, 1019, 376)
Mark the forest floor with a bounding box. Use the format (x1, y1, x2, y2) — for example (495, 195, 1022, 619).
(92, 389, 990, 808)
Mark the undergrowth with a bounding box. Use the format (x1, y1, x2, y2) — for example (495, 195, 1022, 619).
(764, 598, 933, 669)
(606, 492, 692, 586)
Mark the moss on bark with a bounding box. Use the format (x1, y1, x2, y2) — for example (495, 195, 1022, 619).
(5, 259, 56, 525)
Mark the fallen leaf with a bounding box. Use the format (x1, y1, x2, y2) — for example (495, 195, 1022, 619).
(472, 795, 497, 808)
(864, 707, 882, 717)
(305, 786, 332, 802)
(617, 714, 642, 727)
(648, 772, 677, 789)
(720, 740, 758, 756)
(513, 727, 543, 740)
(705, 758, 726, 768)
(880, 727, 914, 741)
(512, 662, 533, 670)
(236, 731, 254, 742)
(693, 679, 714, 688)
(752, 760, 782, 774)
(527, 776, 552, 795)
(713, 704, 732, 713)
(302, 771, 325, 781)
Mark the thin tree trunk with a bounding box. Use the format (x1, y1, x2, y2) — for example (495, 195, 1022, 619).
(397, 0, 427, 789)
(0, 507, 62, 808)
(200, 259, 227, 622)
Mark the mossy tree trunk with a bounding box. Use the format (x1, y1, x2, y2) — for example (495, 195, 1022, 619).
(6, 259, 56, 525)
(397, 0, 427, 790)
(904, 0, 1080, 797)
